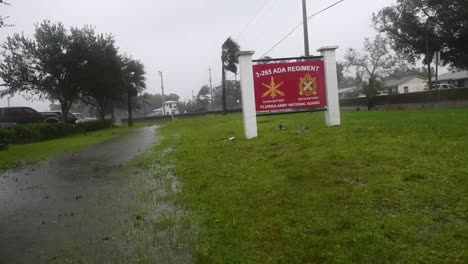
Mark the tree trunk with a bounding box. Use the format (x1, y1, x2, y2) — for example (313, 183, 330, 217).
(427, 62, 433, 90)
(367, 97, 374, 111)
(127, 92, 133, 127)
(222, 62, 227, 115)
(110, 101, 116, 122)
(99, 108, 106, 120)
(60, 102, 69, 124)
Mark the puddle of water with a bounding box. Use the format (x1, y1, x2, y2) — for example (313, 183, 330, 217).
(0, 125, 197, 263)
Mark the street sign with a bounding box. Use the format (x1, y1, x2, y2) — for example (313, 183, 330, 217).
(253, 60, 327, 112)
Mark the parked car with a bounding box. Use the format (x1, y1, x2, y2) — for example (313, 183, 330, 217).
(0, 107, 60, 125)
(72, 113, 84, 123)
(43, 111, 78, 124)
(432, 84, 457, 89)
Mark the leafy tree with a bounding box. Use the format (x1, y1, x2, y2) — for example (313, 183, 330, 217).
(0, 0, 11, 28)
(78, 33, 123, 120)
(139, 93, 151, 118)
(374, 0, 468, 83)
(221, 37, 240, 115)
(165, 93, 180, 102)
(337, 62, 359, 88)
(389, 65, 430, 79)
(345, 35, 398, 109)
(0, 21, 93, 122)
(121, 57, 146, 126)
(213, 80, 241, 111)
(197, 85, 210, 112)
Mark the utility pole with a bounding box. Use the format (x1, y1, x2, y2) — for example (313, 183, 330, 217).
(7, 97, 11, 107)
(435, 51, 440, 85)
(158, 71, 166, 116)
(302, 0, 310, 56)
(209, 67, 213, 111)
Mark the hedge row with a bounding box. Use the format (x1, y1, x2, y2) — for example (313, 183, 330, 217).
(0, 120, 114, 150)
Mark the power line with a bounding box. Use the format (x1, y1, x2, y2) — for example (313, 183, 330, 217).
(236, 0, 277, 40)
(260, 0, 346, 58)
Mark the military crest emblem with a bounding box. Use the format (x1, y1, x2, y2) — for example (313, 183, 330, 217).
(299, 74, 317, 96)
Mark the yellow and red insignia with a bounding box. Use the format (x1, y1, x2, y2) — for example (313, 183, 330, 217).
(299, 74, 317, 96)
(262, 77, 285, 98)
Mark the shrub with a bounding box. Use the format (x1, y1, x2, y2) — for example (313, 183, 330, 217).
(0, 128, 14, 150)
(0, 120, 114, 148)
(77, 119, 114, 132)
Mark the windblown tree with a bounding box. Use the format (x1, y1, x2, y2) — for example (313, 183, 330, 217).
(0, 21, 92, 122)
(213, 80, 241, 110)
(221, 37, 240, 115)
(121, 57, 146, 126)
(78, 33, 123, 120)
(374, 0, 468, 82)
(0, 0, 11, 28)
(345, 35, 398, 110)
(197, 85, 211, 112)
(337, 62, 359, 88)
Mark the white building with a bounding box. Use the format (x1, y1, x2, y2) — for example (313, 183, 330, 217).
(151, 100, 180, 116)
(339, 86, 363, 99)
(435, 71, 468, 88)
(383, 75, 428, 94)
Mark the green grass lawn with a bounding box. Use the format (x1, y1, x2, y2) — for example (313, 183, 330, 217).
(0, 125, 139, 170)
(155, 110, 468, 263)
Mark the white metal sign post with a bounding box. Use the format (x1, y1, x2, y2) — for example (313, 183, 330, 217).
(238, 51, 258, 139)
(318, 46, 341, 127)
(238, 47, 341, 140)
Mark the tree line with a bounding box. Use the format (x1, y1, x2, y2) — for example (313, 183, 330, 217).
(340, 0, 468, 109)
(0, 20, 146, 125)
(183, 79, 241, 113)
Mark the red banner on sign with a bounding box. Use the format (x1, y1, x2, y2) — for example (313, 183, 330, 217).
(253, 60, 327, 112)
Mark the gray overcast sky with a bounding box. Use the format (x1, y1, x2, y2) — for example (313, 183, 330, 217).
(0, 0, 395, 111)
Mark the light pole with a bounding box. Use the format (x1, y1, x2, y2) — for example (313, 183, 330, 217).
(425, 19, 433, 90)
(158, 71, 166, 116)
(209, 67, 213, 111)
(302, 0, 310, 56)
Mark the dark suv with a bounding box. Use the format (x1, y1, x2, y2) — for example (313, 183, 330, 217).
(42, 111, 78, 124)
(0, 107, 60, 125)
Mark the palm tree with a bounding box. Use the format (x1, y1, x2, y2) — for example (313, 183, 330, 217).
(221, 37, 240, 115)
(197, 85, 211, 112)
(141, 93, 151, 118)
(121, 57, 146, 126)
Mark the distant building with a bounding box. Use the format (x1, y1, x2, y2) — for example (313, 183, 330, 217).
(382, 75, 427, 94)
(435, 71, 468, 88)
(339, 86, 362, 99)
(150, 100, 180, 116)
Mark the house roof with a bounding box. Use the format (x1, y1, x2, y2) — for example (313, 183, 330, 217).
(435, 71, 468, 81)
(383, 75, 427, 88)
(164, 100, 178, 104)
(338, 86, 358, 94)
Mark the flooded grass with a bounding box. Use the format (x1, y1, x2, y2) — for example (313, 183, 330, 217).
(51, 144, 195, 263)
(0, 121, 161, 171)
(0, 126, 132, 171)
(157, 109, 468, 263)
(0, 125, 196, 263)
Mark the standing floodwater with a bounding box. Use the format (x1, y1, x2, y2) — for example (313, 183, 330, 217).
(0, 126, 178, 263)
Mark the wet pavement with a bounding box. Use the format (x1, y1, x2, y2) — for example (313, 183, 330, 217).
(0, 125, 181, 263)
